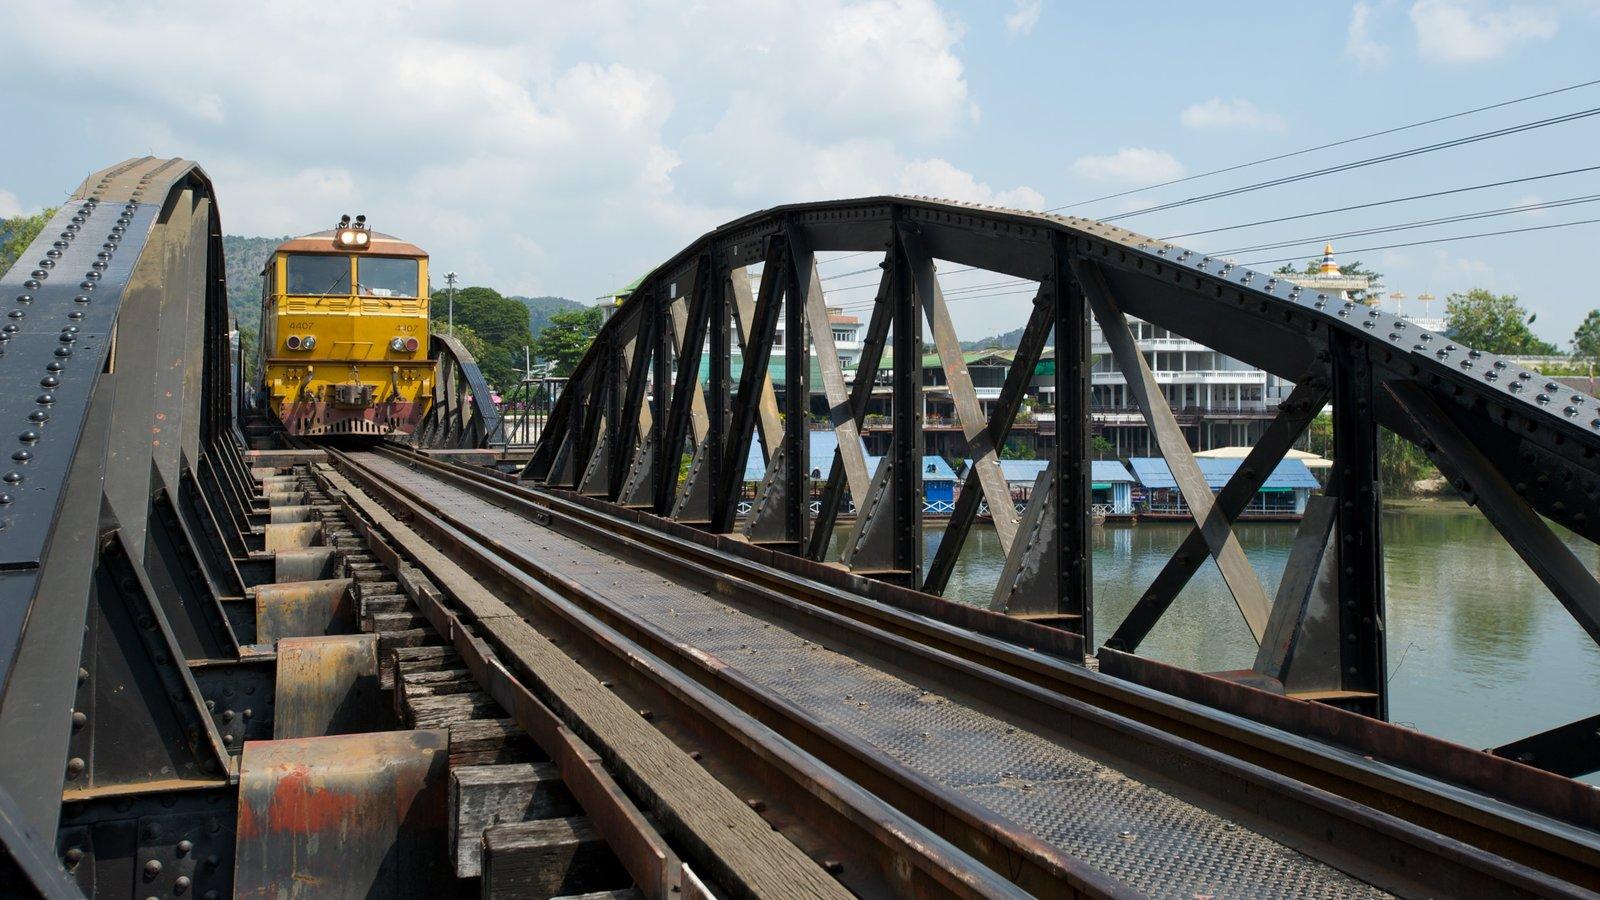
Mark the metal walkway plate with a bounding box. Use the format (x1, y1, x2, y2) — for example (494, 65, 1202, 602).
(368, 455, 1386, 899)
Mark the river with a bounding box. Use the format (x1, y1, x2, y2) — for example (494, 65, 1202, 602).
(829, 502, 1600, 781)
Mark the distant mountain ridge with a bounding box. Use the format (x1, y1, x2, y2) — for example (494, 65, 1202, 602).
(961, 324, 1028, 350)
(509, 295, 586, 338)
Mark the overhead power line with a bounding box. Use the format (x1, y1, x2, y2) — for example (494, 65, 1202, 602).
(1239, 217, 1600, 267)
(1050, 76, 1600, 213)
(1211, 193, 1600, 256)
(1102, 106, 1600, 223)
(1161, 164, 1600, 241)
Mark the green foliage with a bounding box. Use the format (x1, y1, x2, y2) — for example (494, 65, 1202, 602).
(510, 295, 587, 340)
(532, 306, 606, 376)
(445, 322, 493, 369)
(1305, 413, 1332, 459)
(1573, 309, 1600, 359)
(999, 439, 1036, 460)
(1302, 414, 1438, 496)
(430, 285, 535, 388)
(1, 207, 59, 274)
(1092, 435, 1115, 459)
(1445, 288, 1557, 355)
(1531, 359, 1596, 377)
(222, 235, 290, 332)
(1380, 428, 1437, 496)
(237, 324, 260, 386)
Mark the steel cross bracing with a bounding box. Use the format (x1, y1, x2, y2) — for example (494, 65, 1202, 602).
(530, 194, 1600, 778)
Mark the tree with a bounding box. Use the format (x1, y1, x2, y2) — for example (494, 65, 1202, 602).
(531, 306, 605, 376)
(1573, 309, 1600, 359)
(1445, 289, 1557, 356)
(429, 285, 534, 388)
(1, 208, 59, 274)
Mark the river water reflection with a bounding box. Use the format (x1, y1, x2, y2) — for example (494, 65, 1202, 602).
(829, 502, 1600, 778)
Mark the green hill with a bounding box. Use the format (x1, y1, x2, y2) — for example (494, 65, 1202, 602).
(222, 234, 289, 332)
(509, 295, 586, 339)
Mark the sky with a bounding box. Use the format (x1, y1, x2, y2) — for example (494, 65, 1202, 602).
(3, 0, 1599, 344)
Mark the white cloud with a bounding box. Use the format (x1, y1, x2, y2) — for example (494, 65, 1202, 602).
(1180, 98, 1286, 131)
(0, 190, 21, 218)
(1069, 148, 1185, 184)
(1005, 0, 1042, 36)
(1409, 0, 1557, 62)
(0, 0, 982, 300)
(898, 158, 1043, 209)
(1347, 1, 1392, 68)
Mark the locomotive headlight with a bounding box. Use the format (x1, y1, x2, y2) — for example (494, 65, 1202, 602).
(390, 337, 407, 352)
(301, 335, 316, 350)
(354, 231, 369, 246)
(339, 229, 358, 245)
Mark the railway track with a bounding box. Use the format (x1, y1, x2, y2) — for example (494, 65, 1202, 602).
(314, 444, 1600, 898)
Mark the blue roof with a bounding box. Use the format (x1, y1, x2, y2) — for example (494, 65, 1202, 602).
(979, 459, 1135, 484)
(742, 431, 870, 482)
(1127, 457, 1319, 490)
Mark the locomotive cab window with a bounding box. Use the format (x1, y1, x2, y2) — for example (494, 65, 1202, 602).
(285, 254, 352, 295)
(358, 257, 420, 298)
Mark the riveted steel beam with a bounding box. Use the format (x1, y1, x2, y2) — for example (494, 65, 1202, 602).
(1330, 331, 1386, 719)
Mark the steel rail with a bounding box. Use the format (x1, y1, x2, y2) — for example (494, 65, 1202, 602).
(390, 444, 1600, 880)
(350, 445, 1598, 898)
(322, 447, 1065, 899)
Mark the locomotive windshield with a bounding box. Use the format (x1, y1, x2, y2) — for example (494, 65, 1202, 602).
(285, 254, 351, 295)
(358, 257, 420, 298)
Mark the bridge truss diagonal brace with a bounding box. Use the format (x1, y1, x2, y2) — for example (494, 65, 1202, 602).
(900, 229, 1018, 555)
(735, 255, 797, 542)
(794, 227, 873, 509)
(1107, 378, 1332, 652)
(1071, 257, 1274, 643)
(923, 286, 1054, 596)
(614, 298, 661, 504)
(1388, 380, 1600, 648)
(806, 250, 896, 563)
(712, 237, 790, 534)
(655, 255, 714, 517)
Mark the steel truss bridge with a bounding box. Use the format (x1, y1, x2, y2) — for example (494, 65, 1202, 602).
(1, 157, 1596, 898)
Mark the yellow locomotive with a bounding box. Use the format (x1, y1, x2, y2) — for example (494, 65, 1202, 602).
(258, 216, 435, 437)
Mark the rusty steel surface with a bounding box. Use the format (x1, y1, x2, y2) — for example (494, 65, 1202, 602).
(272, 634, 386, 738)
(254, 578, 353, 643)
(235, 729, 450, 899)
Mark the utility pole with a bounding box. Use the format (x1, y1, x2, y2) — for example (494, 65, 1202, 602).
(445, 271, 458, 335)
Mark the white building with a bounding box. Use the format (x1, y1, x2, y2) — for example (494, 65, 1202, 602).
(1037, 244, 1369, 457)
(771, 305, 865, 366)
